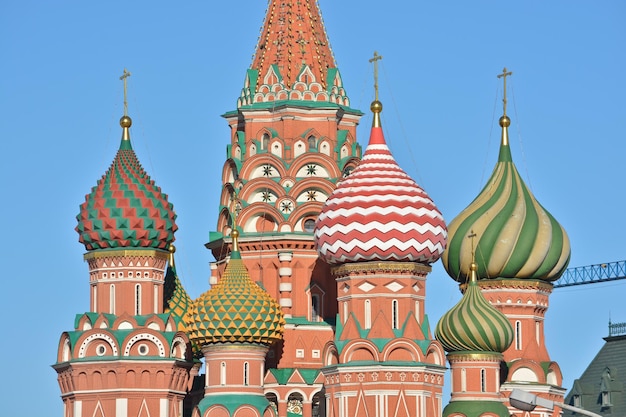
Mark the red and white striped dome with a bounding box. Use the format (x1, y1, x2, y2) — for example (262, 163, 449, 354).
(314, 101, 447, 265)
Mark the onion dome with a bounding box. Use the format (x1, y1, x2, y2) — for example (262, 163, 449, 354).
(436, 262, 513, 353)
(76, 115, 177, 250)
(314, 99, 447, 264)
(163, 245, 193, 330)
(186, 230, 285, 346)
(442, 113, 570, 283)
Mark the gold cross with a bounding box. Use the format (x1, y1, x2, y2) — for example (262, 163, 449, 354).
(468, 230, 477, 263)
(497, 67, 513, 116)
(119, 69, 131, 116)
(369, 51, 383, 101)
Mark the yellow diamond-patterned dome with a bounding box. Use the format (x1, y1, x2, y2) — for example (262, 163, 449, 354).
(186, 246, 285, 347)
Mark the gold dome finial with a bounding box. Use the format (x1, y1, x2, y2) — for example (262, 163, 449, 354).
(168, 244, 176, 268)
(468, 230, 478, 283)
(369, 51, 384, 128)
(119, 69, 132, 141)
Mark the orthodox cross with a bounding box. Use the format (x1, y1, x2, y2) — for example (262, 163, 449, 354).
(119, 69, 131, 116)
(369, 51, 383, 101)
(468, 230, 477, 263)
(497, 67, 513, 116)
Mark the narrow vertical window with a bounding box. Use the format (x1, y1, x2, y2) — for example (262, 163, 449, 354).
(262, 133, 270, 150)
(311, 294, 320, 322)
(343, 302, 348, 324)
(364, 300, 371, 329)
(135, 284, 141, 315)
(392, 300, 399, 329)
(93, 286, 98, 312)
(220, 362, 226, 386)
(110, 284, 115, 315)
(515, 321, 522, 350)
(414, 300, 420, 323)
(153, 285, 159, 314)
(244, 362, 249, 386)
(480, 369, 487, 392)
(461, 368, 466, 392)
(535, 321, 540, 344)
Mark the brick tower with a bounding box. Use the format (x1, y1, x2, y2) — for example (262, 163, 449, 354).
(205, 1, 362, 413)
(441, 69, 571, 417)
(53, 73, 196, 417)
(314, 93, 448, 416)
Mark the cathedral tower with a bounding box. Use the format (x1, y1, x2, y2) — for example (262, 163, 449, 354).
(53, 72, 196, 417)
(187, 229, 285, 417)
(441, 69, 571, 417)
(314, 81, 448, 416)
(205, 1, 363, 412)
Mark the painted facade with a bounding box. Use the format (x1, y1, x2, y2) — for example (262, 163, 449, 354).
(55, 2, 572, 417)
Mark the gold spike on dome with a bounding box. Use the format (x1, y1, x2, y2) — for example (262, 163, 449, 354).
(185, 230, 284, 347)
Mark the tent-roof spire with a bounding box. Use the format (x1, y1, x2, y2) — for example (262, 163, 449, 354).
(251, 0, 336, 88)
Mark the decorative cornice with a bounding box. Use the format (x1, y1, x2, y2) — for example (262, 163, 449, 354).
(332, 261, 431, 277)
(84, 249, 169, 261)
(476, 278, 554, 293)
(446, 352, 503, 362)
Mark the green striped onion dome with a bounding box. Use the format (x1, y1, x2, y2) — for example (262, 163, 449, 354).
(442, 115, 570, 283)
(76, 116, 177, 250)
(436, 263, 513, 353)
(186, 235, 285, 346)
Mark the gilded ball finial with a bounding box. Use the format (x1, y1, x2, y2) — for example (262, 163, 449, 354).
(231, 229, 240, 239)
(470, 262, 478, 272)
(370, 100, 383, 114)
(499, 115, 510, 127)
(168, 244, 176, 254)
(120, 115, 132, 128)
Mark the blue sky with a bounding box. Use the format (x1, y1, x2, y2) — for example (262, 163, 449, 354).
(1, 1, 624, 415)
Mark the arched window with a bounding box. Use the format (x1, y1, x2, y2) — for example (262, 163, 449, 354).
(308, 135, 316, 149)
(364, 300, 371, 329)
(262, 133, 270, 150)
(392, 300, 399, 329)
(135, 284, 141, 315)
(220, 362, 226, 386)
(414, 300, 420, 323)
(243, 362, 249, 386)
(515, 321, 522, 350)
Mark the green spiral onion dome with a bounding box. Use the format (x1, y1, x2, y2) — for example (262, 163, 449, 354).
(185, 231, 285, 347)
(442, 115, 570, 283)
(76, 115, 177, 250)
(436, 263, 513, 353)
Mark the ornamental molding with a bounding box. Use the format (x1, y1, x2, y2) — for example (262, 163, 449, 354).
(446, 352, 503, 363)
(332, 261, 431, 277)
(476, 279, 554, 293)
(84, 249, 168, 262)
